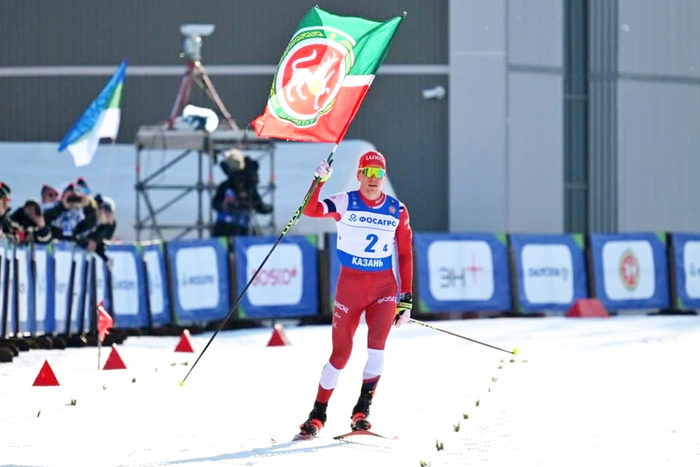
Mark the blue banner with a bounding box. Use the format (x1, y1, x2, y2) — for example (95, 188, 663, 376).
(106, 244, 149, 328)
(68, 249, 87, 335)
(34, 244, 56, 335)
(589, 233, 669, 310)
(414, 233, 512, 312)
(0, 239, 7, 335)
(168, 238, 230, 325)
(510, 234, 588, 313)
(143, 242, 172, 327)
(235, 235, 318, 319)
(669, 233, 700, 309)
(14, 246, 34, 335)
(52, 241, 74, 334)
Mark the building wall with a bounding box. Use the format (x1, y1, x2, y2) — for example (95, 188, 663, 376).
(4, 0, 700, 235)
(449, 0, 564, 233)
(0, 0, 448, 232)
(616, 0, 700, 232)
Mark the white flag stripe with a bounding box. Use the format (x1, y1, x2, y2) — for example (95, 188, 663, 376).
(67, 109, 119, 167)
(342, 75, 374, 87)
(98, 107, 121, 139)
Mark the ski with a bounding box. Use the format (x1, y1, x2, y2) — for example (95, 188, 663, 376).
(333, 429, 397, 441)
(292, 433, 317, 442)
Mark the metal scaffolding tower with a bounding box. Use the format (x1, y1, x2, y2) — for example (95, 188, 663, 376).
(134, 126, 275, 242)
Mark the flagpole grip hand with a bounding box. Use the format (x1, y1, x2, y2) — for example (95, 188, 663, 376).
(314, 160, 333, 182)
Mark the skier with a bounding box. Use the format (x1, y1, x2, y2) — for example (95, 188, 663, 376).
(297, 150, 414, 438)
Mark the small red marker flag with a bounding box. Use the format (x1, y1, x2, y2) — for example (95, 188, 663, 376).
(97, 301, 114, 343)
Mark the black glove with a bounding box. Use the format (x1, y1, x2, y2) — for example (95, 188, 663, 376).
(393, 293, 412, 327)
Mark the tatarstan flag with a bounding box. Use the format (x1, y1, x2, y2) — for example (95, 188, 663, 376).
(252, 6, 404, 143)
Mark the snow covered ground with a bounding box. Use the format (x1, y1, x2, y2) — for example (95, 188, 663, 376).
(2, 314, 700, 467)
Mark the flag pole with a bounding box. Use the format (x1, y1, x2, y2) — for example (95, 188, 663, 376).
(180, 144, 339, 386)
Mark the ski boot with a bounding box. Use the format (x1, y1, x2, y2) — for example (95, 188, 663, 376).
(350, 390, 373, 431)
(296, 401, 327, 439)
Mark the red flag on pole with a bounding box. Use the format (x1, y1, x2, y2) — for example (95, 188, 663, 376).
(251, 6, 405, 143)
(97, 301, 113, 343)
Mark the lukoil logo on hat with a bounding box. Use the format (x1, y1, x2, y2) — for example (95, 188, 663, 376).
(358, 151, 386, 170)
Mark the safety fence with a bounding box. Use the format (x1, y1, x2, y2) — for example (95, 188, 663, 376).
(0, 232, 697, 341)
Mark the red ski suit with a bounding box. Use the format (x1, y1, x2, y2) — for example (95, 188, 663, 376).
(303, 181, 413, 402)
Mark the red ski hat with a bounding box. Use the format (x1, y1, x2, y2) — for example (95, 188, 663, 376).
(358, 151, 386, 171)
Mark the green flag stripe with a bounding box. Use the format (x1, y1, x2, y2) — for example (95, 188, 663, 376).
(295, 6, 403, 76)
(107, 83, 123, 109)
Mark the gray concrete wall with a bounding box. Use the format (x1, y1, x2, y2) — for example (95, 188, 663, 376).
(617, 0, 700, 232)
(449, 0, 507, 232)
(449, 0, 563, 233)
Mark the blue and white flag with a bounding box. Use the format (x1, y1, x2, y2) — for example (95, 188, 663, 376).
(58, 60, 127, 167)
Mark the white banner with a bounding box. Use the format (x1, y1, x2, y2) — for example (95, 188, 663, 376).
(247, 243, 303, 306)
(602, 240, 655, 300)
(16, 248, 29, 329)
(94, 256, 107, 307)
(682, 241, 700, 299)
(4, 248, 16, 334)
(521, 244, 574, 304)
(107, 250, 141, 316)
(69, 250, 85, 330)
(176, 246, 219, 310)
(54, 248, 73, 329)
(0, 243, 5, 323)
(144, 249, 165, 315)
(427, 240, 494, 301)
(34, 248, 49, 323)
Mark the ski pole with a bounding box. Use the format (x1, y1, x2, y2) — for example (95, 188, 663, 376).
(180, 144, 338, 386)
(409, 318, 518, 355)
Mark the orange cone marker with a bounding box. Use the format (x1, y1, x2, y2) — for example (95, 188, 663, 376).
(267, 323, 291, 347)
(103, 344, 127, 370)
(33, 360, 60, 386)
(174, 329, 195, 353)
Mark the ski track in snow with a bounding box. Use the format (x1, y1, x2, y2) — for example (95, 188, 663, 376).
(2, 315, 700, 466)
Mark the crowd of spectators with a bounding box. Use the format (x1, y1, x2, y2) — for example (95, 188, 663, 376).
(0, 178, 117, 262)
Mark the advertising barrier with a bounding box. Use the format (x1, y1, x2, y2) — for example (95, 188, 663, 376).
(67, 248, 86, 335)
(0, 239, 7, 335)
(414, 233, 512, 312)
(589, 233, 669, 310)
(34, 244, 55, 335)
(53, 241, 74, 334)
(669, 233, 700, 309)
(106, 244, 148, 328)
(4, 243, 17, 336)
(510, 234, 588, 313)
(15, 246, 34, 335)
(235, 235, 318, 319)
(168, 238, 230, 325)
(143, 242, 172, 327)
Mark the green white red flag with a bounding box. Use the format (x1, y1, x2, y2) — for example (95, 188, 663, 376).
(251, 6, 404, 143)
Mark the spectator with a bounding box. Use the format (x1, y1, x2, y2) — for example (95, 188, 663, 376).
(77, 194, 117, 263)
(44, 183, 97, 241)
(211, 149, 272, 237)
(9, 199, 52, 244)
(0, 181, 13, 240)
(40, 184, 59, 210)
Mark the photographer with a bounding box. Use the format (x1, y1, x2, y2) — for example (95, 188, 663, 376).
(0, 182, 51, 244)
(75, 195, 116, 263)
(211, 149, 272, 237)
(43, 183, 97, 242)
(9, 200, 52, 244)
